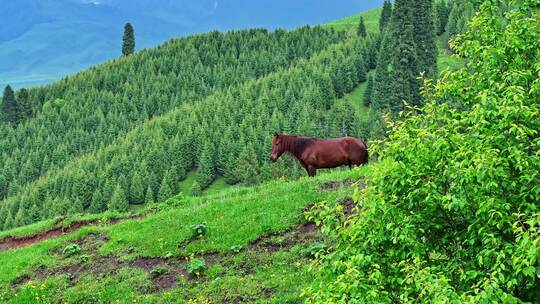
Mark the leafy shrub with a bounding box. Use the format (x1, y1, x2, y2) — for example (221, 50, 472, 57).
(150, 267, 166, 278)
(191, 223, 207, 238)
(302, 243, 328, 258)
(305, 2, 540, 303)
(186, 258, 206, 276)
(62, 244, 81, 257)
(79, 255, 89, 263)
(229, 245, 243, 253)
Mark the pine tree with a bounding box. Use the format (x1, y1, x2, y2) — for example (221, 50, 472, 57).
(357, 17, 367, 37)
(108, 184, 129, 212)
(190, 180, 202, 196)
(413, 0, 438, 80)
(234, 146, 260, 186)
(3, 211, 13, 231)
(371, 33, 392, 109)
(69, 198, 84, 215)
(16, 88, 32, 122)
(194, 142, 216, 190)
(1, 85, 17, 124)
(14, 208, 25, 227)
(363, 75, 374, 106)
(158, 171, 173, 202)
(145, 185, 154, 204)
(0, 174, 6, 199)
(122, 22, 135, 56)
(379, 1, 393, 32)
(331, 102, 358, 137)
(386, 0, 422, 111)
(435, 0, 449, 35)
(129, 172, 145, 204)
(28, 204, 40, 223)
(90, 189, 105, 213)
(149, 172, 159, 201)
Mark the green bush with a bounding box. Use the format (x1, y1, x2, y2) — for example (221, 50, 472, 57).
(229, 245, 243, 253)
(302, 243, 328, 258)
(186, 258, 206, 276)
(150, 267, 166, 278)
(305, 1, 540, 303)
(62, 244, 82, 257)
(191, 223, 207, 238)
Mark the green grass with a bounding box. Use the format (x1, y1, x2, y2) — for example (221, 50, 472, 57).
(0, 7, 466, 303)
(326, 9, 461, 76)
(323, 8, 382, 33)
(0, 168, 366, 303)
(0, 211, 132, 241)
(340, 70, 376, 121)
(178, 172, 234, 196)
(436, 36, 463, 71)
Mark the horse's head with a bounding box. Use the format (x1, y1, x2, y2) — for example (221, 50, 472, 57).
(269, 133, 285, 162)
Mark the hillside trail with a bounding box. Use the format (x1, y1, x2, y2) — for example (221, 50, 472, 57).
(0, 178, 364, 253)
(0, 217, 137, 253)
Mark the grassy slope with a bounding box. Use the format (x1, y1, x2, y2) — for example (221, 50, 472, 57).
(0, 168, 365, 303)
(323, 8, 382, 32)
(178, 172, 231, 197)
(325, 7, 461, 83)
(0, 6, 465, 303)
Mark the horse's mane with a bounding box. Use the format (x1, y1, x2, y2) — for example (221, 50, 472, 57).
(279, 134, 316, 157)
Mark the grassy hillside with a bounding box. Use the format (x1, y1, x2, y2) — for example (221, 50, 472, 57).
(0, 3, 489, 303)
(323, 8, 382, 32)
(325, 7, 461, 72)
(0, 168, 365, 303)
(1, 26, 359, 231)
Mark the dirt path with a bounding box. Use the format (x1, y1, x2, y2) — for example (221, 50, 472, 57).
(0, 216, 140, 253)
(16, 220, 326, 291)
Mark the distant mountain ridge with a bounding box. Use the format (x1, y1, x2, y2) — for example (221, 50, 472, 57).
(0, 0, 384, 88)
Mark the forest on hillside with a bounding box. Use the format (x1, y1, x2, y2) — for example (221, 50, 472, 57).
(0, 0, 476, 231)
(0, 0, 537, 302)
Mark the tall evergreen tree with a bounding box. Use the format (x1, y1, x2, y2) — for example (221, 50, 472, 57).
(1, 85, 17, 124)
(435, 0, 450, 35)
(234, 146, 260, 186)
(89, 189, 105, 213)
(3, 211, 14, 231)
(122, 22, 135, 56)
(16, 88, 32, 122)
(388, 0, 421, 111)
(357, 17, 367, 37)
(363, 75, 374, 106)
(413, 0, 438, 80)
(129, 172, 145, 204)
(371, 33, 392, 109)
(158, 170, 174, 202)
(379, 0, 393, 32)
(145, 185, 155, 204)
(108, 184, 129, 212)
(194, 142, 216, 190)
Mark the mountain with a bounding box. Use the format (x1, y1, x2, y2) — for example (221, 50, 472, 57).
(0, 0, 384, 88)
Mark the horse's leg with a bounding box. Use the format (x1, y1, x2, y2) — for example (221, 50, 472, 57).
(348, 160, 353, 170)
(307, 165, 317, 177)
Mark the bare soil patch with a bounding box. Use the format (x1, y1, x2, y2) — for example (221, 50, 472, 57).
(0, 221, 96, 253)
(320, 179, 353, 191)
(0, 215, 145, 253)
(14, 220, 323, 292)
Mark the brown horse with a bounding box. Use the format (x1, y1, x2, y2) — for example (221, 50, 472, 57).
(269, 133, 368, 177)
